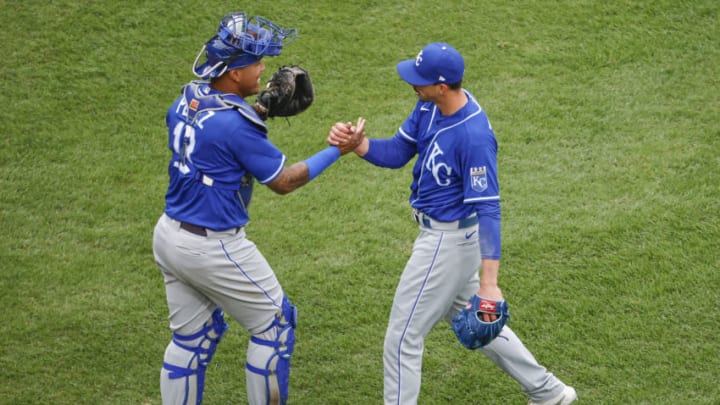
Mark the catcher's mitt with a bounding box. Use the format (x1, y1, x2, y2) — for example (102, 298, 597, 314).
(255, 65, 314, 119)
(452, 295, 510, 350)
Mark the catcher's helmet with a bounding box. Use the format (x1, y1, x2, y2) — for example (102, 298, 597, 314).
(193, 12, 297, 79)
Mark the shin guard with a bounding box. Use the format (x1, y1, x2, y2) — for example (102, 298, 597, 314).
(161, 308, 229, 405)
(246, 296, 297, 405)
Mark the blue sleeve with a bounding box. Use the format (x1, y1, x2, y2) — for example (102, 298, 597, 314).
(476, 201, 501, 260)
(460, 112, 500, 205)
(231, 126, 286, 184)
(304, 146, 341, 180)
(363, 137, 416, 168)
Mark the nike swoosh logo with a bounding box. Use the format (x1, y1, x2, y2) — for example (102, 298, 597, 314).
(465, 231, 477, 239)
(420, 106, 430, 111)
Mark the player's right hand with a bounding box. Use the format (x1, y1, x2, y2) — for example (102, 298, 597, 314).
(330, 117, 366, 155)
(328, 122, 353, 146)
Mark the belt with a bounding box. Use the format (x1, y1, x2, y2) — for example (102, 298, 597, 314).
(180, 222, 208, 236)
(413, 210, 479, 230)
(179, 222, 242, 237)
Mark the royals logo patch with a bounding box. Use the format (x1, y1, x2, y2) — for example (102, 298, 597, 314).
(470, 166, 488, 192)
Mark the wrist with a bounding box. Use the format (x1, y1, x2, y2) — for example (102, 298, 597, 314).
(354, 137, 370, 157)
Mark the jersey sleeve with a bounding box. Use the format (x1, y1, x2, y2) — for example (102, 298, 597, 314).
(363, 100, 425, 168)
(230, 126, 286, 184)
(460, 112, 502, 259)
(464, 134, 502, 259)
(364, 136, 416, 168)
(461, 123, 499, 204)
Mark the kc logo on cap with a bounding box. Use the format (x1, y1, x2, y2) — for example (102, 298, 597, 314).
(397, 42, 465, 86)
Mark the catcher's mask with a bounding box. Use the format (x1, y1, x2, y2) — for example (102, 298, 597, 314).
(193, 12, 297, 79)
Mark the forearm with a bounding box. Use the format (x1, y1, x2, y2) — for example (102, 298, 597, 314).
(267, 146, 340, 194)
(480, 259, 500, 288)
(477, 212, 501, 260)
(476, 205, 503, 300)
(267, 161, 311, 194)
(477, 258, 503, 301)
(361, 138, 415, 168)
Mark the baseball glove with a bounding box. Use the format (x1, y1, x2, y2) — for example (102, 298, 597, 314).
(255, 65, 314, 119)
(452, 295, 510, 350)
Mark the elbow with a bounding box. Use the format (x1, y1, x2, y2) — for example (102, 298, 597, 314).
(268, 183, 295, 195)
(274, 187, 294, 195)
(266, 165, 308, 195)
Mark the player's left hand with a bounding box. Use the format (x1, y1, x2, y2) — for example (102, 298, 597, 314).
(476, 285, 503, 321)
(255, 65, 315, 119)
(452, 295, 510, 350)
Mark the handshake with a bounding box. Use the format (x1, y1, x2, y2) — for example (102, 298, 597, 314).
(328, 117, 367, 155)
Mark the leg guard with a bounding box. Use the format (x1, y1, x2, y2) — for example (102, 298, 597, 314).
(161, 308, 229, 405)
(246, 296, 297, 405)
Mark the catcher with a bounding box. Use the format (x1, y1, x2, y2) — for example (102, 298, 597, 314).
(153, 11, 363, 405)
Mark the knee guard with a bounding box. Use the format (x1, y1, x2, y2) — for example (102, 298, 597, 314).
(162, 308, 229, 405)
(246, 296, 297, 405)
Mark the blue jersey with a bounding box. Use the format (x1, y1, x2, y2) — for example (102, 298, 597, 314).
(366, 91, 500, 222)
(163, 81, 286, 230)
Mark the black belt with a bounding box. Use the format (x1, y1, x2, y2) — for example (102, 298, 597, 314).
(180, 222, 242, 237)
(180, 222, 208, 236)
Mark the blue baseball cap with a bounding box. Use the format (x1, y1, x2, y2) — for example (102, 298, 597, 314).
(396, 42, 465, 86)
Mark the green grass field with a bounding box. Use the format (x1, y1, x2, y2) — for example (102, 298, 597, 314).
(1, 1, 718, 404)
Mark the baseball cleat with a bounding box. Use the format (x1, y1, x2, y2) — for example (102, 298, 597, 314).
(527, 386, 577, 405)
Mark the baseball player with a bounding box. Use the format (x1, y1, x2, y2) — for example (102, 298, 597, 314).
(152, 12, 363, 405)
(329, 43, 577, 404)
